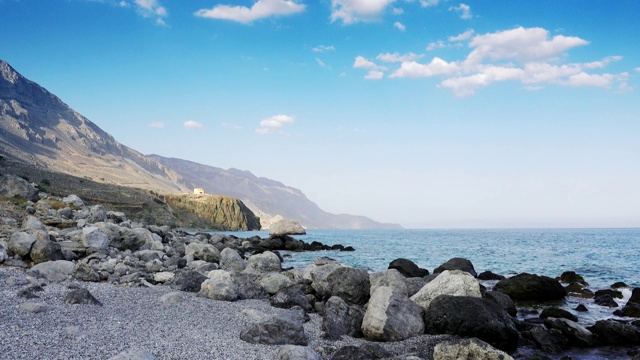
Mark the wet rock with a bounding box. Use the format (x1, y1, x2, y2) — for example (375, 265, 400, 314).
(614, 302, 640, 318)
(410, 270, 481, 311)
(388, 258, 429, 278)
(575, 304, 588, 312)
(521, 326, 567, 354)
(433, 257, 477, 277)
(594, 293, 619, 308)
(612, 281, 629, 289)
(64, 288, 103, 306)
(557, 271, 588, 285)
(543, 318, 595, 347)
(588, 319, 640, 346)
(322, 296, 365, 339)
(494, 273, 566, 302)
(478, 271, 506, 281)
(594, 289, 623, 299)
(362, 286, 424, 341)
(433, 337, 514, 360)
(484, 290, 517, 316)
(540, 307, 578, 322)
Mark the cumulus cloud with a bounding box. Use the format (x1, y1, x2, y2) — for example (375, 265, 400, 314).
(256, 114, 295, 134)
(195, 0, 305, 24)
(448, 3, 472, 19)
(426, 41, 446, 51)
(133, 0, 168, 25)
(148, 122, 165, 128)
(184, 120, 204, 129)
(420, 0, 439, 7)
(355, 26, 629, 96)
(392, 7, 404, 15)
(394, 21, 406, 31)
(312, 45, 335, 52)
(330, 0, 396, 24)
(365, 71, 385, 80)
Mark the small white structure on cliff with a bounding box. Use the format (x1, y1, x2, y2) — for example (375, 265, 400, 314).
(193, 187, 205, 195)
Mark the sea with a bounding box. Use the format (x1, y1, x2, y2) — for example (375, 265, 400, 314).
(215, 228, 640, 326)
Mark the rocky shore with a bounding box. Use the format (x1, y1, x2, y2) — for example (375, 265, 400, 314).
(1, 173, 640, 359)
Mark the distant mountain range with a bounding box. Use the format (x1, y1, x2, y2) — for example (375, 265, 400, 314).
(0, 60, 400, 229)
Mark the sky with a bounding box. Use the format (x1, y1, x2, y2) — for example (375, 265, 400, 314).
(1, 0, 639, 229)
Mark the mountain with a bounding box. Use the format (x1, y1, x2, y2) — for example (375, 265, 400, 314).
(163, 194, 261, 231)
(0, 60, 401, 229)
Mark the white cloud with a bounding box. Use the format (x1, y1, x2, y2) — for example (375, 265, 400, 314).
(426, 41, 446, 51)
(394, 21, 406, 31)
(420, 0, 439, 7)
(133, 0, 168, 25)
(390, 57, 460, 78)
(256, 114, 295, 134)
(312, 45, 336, 52)
(449, 3, 472, 19)
(563, 72, 614, 87)
(392, 7, 404, 15)
(184, 120, 204, 129)
(636, 67, 640, 72)
(377, 52, 423, 63)
(195, 0, 305, 24)
(331, 0, 396, 24)
(149, 122, 165, 128)
(449, 29, 474, 42)
(316, 58, 331, 69)
(353, 56, 388, 71)
(365, 70, 384, 80)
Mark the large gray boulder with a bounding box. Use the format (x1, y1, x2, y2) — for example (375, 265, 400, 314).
(388, 258, 429, 278)
(543, 317, 595, 347)
(198, 270, 238, 301)
(306, 259, 345, 295)
(278, 345, 322, 360)
(410, 270, 481, 311)
(258, 272, 293, 295)
(0, 173, 38, 201)
(433, 338, 514, 360)
(29, 260, 75, 282)
(21, 215, 47, 232)
(324, 267, 370, 305)
(587, 319, 640, 346)
(362, 286, 424, 342)
(29, 238, 65, 264)
(81, 226, 110, 249)
(219, 247, 245, 273)
(185, 242, 220, 263)
(269, 219, 306, 236)
(370, 269, 408, 296)
(88, 205, 107, 223)
(240, 310, 307, 345)
(7, 232, 37, 257)
(322, 296, 365, 339)
(94, 222, 148, 251)
(232, 273, 269, 300)
(424, 295, 519, 351)
(170, 270, 207, 292)
(61, 194, 84, 207)
(244, 251, 281, 274)
(271, 285, 313, 312)
(494, 273, 566, 302)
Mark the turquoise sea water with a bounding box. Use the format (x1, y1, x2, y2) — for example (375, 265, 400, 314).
(220, 228, 640, 289)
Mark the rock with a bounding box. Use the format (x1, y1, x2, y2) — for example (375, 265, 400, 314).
(18, 302, 51, 313)
(323, 267, 370, 305)
(493, 273, 566, 302)
(614, 302, 640, 318)
(106, 211, 127, 223)
(594, 289, 623, 299)
(629, 288, 640, 304)
(219, 247, 245, 273)
(269, 219, 306, 236)
(185, 242, 220, 263)
(278, 345, 322, 360)
(539, 307, 578, 322)
(94, 223, 147, 251)
(7, 232, 37, 257)
(159, 292, 184, 304)
(29, 260, 75, 282)
(198, 270, 238, 301)
(388, 258, 429, 278)
(306, 259, 345, 295)
(270, 285, 313, 313)
(21, 215, 47, 232)
(405, 277, 427, 297)
(478, 271, 506, 280)
(557, 271, 588, 285)
(433, 257, 477, 277)
(17, 285, 43, 299)
(522, 326, 566, 354)
(484, 290, 517, 316)
(0, 246, 8, 263)
(0, 173, 39, 201)
(62, 194, 84, 207)
(153, 272, 174, 283)
(240, 311, 307, 345)
(322, 296, 365, 339)
(575, 304, 588, 312)
(81, 226, 110, 249)
(245, 251, 281, 274)
(107, 349, 157, 360)
(329, 343, 392, 360)
(424, 295, 519, 351)
(433, 337, 514, 360)
(587, 319, 640, 346)
(232, 273, 269, 300)
(410, 270, 482, 311)
(370, 269, 408, 296)
(88, 205, 107, 223)
(543, 318, 595, 347)
(73, 262, 101, 282)
(362, 286, 424, 341)
(170, 270, 207, 292)
(29, 238, 65, 264)
(612, 281, 629, 289)
(65, 288, 103, 306)
(594, 293, 619, 307)
(258, 272, 293, 295)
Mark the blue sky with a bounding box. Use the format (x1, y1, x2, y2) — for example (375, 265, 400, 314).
(1, 0, 639, 228)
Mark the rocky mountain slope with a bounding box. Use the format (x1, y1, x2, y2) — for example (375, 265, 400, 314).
(163, 194, 261, 231)
(0, 60, 400, 229)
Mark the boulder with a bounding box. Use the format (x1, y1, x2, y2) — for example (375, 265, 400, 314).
(405, 277, 427, 297)
(493, 273, 566, 302)
(269, 219, 306, 236)
(322, 296, 365, 339)
(62, 194, 84, 207)
(388, 258, 429, 278)
(362, 286, 424, 341)
(539, 307, 578, 322)
(0, 173, 38, 201)
(433, 257, 477, 277)
(424, 295, 519, 351)
(22, 216, 47, 232)
(306, 259, 345, 295)
(81, 226, 110, 249)
(232, 273, 270, 300)
(478, 271, 506, 281)
(543, 318, 595, 347)
(629, 288, 640, 304)
(410, 270, 482, 311)
(240, 311, 307, 345)
(95, 223, 146, 251)
(594, 294, 619, 307)
(170, 270, 207, 292)
(433, 338, 514, 360)
(29, 238, 65, 264)
(258, 272, 293, 295)
(88, 205, 107, 223)
(557, 271, 588, 285)
(29, 260, 75, 282)
(7, 232, 37, 257)
(270, 285, 313, 313)
(614, 303, 640, 318)
(0, 246, 8, 263)
(65, 288, 103, 306)
(185, 242, 220, 263)
(320, 266, 370, 305)
(522, 326, 566, 354)
(278, 345, 322, 360)
(370, 269, 408, 296)
(245, 251, 281, 274)
(484, 291, 517, 316)
(73, 262, 101, 282)
(219, 247, 245, 273)
(198, 270, 238, 301)
(587, 319, 640, 346)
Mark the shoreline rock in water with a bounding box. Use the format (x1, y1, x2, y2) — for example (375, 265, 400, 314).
(1, 182, 640, 359)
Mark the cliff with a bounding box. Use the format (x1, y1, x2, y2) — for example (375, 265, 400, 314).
(163, 194, 261, 231)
